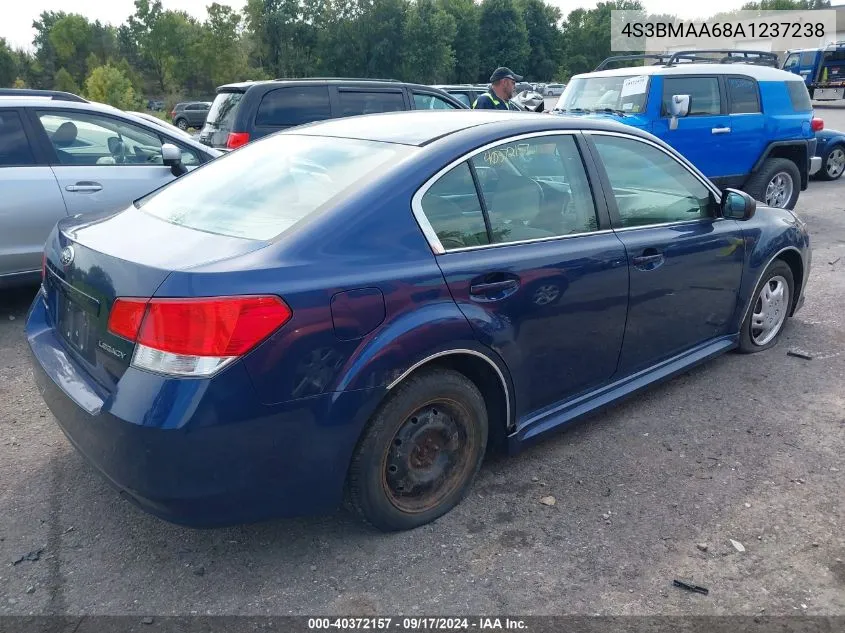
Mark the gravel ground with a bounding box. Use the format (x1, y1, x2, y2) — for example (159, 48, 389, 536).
(0, 108, 843, 618)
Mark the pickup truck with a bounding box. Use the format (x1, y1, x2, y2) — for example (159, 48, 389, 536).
(783, 41, 845, 101)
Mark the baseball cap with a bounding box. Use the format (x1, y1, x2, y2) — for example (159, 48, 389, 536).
(489, 67, 523, 83)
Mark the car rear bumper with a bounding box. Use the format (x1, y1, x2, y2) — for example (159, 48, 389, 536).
(26, 296, 382, 527)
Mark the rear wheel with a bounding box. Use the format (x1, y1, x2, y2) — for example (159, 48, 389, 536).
(818, 144, 845, 181)
(744, 158, 801, 210)
(346, 369, 487, 531)
(738, 260, 794, 353)
(175, 118, 188, 130)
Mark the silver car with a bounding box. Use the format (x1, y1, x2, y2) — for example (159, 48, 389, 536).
(0, 97, 221, 287)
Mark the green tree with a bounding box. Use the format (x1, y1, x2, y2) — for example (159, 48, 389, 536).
(53, 67, 80, 93)
(85, 64, 136, 109)
(199, 3, 249, 88)
(127, 0, 188, 91)
(477, 0, 529, 82)
(402, 0, 456, 83)
(438, 0, 479, 83)
(520, 0, 561, 81)
(49, 14, 94, 85)
(0, 38, 16, 87)
(558, 0, 643, 79)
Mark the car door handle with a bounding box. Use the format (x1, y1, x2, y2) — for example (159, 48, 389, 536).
(470, 279, 519, 294)
(711, 127, 731, 135)
(632, 251, 665, 270)
(65, 182, 103, 193)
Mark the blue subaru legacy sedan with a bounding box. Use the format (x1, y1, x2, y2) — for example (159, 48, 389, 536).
(27, 111, 810, 531)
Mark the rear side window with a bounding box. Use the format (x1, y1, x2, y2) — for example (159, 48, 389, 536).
(449, 92, 472, 107)
(413, 92, 458, 110)
(662, 77, 721, 115)
(255, 86, 331, 127)
(338, 91, 405, 117)
(0, 111, 35, 166)
(420, 163, 489, 250)
(139, 134, 415, 241)
(727, 77, 760, 114)
(786, 81, 812, 112)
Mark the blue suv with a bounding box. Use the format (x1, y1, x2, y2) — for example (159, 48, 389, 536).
(554, 51, 822, 209)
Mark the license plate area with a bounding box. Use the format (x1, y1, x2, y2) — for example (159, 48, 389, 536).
(58, 292, 93, 357)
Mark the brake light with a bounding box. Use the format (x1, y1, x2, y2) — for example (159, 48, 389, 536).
(170, 110, 176, 119)
(107, 296, 291, 376)
(226, 132, 250, 149)
(812, 117, 824, 132)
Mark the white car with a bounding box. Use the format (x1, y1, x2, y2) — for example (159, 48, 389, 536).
(0, 94, 221, 286)
(545, 83, 566, 96)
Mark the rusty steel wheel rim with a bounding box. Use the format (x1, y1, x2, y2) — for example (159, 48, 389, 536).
(382, 399, 477, 514)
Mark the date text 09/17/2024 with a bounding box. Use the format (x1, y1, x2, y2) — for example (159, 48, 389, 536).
(307, 617, 528, 630)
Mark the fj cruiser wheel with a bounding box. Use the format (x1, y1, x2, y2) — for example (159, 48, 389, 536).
(745, 158, 801, 210)
(175, 118, 188, 131)
(346, 369, 488, 531)
(738, 260, 794, 353)
(818, 144, 845, 181)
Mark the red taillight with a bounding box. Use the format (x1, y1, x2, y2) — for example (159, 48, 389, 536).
(108, 296, 291, 356)
(170, 110, 176, 119)
(108, 298, 149, 341)
(226, 132, 250, 149)
(812, 117, 824, 132)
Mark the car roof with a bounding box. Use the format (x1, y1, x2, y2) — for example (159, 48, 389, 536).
(285, 110, 642, 147)
(218, 78, 452, 92)
(574, 63, 804, 82)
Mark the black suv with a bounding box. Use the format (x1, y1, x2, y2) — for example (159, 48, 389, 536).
(171, 101, 211, 130)
(199, 78, 467, 149)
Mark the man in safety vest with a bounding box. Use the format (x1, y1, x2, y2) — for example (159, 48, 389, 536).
(473, 67, 522, 110)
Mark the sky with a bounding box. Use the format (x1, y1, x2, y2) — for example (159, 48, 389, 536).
(0, 0, 752, 51)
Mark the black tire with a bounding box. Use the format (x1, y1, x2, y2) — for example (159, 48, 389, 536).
(744, 158, 801, 210)
(738, 260, 794, 353)
(346, 369, 488, 531)
(816, 143, 845, 181)
(175, 118, 188, 130)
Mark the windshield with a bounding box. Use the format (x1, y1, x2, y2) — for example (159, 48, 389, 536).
(138, 134, 415, 241)
(555, 75, 650, 114)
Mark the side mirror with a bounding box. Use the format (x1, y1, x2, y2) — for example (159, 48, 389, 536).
(161, 143, 187, 177)
(722, 188, 756, 220)
(668, 94, 690, 130)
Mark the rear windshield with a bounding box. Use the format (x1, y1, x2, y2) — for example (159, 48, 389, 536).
(205, 91, 243, 129)
(138, 134, 415, 240)
(786, 81, 812, 112)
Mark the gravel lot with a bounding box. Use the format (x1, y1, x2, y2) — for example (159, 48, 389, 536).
(1, 108, 844, 617)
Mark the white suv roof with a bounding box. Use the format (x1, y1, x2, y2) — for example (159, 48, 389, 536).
(576, 63, 804, 82)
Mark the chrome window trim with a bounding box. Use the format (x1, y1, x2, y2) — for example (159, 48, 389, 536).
(387, 349, 512, 430)
(411, 129, 582, 255)
(739, 246, 803, 326)
(440, 229, 616, 254)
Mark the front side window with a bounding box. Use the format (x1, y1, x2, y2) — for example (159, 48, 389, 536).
(413, 92, 458, 110)
(338, 91, 406, 117)
(784, 53, 800, 70)
(139, 134, 414, 241)
(727, 77, 761, 114)
(255, 86, 331, 127)
(661, 77, 721, 116)
(591, 134, 715, 228)
(38, 111, 165, 166)
(0, 111, 35, 166)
